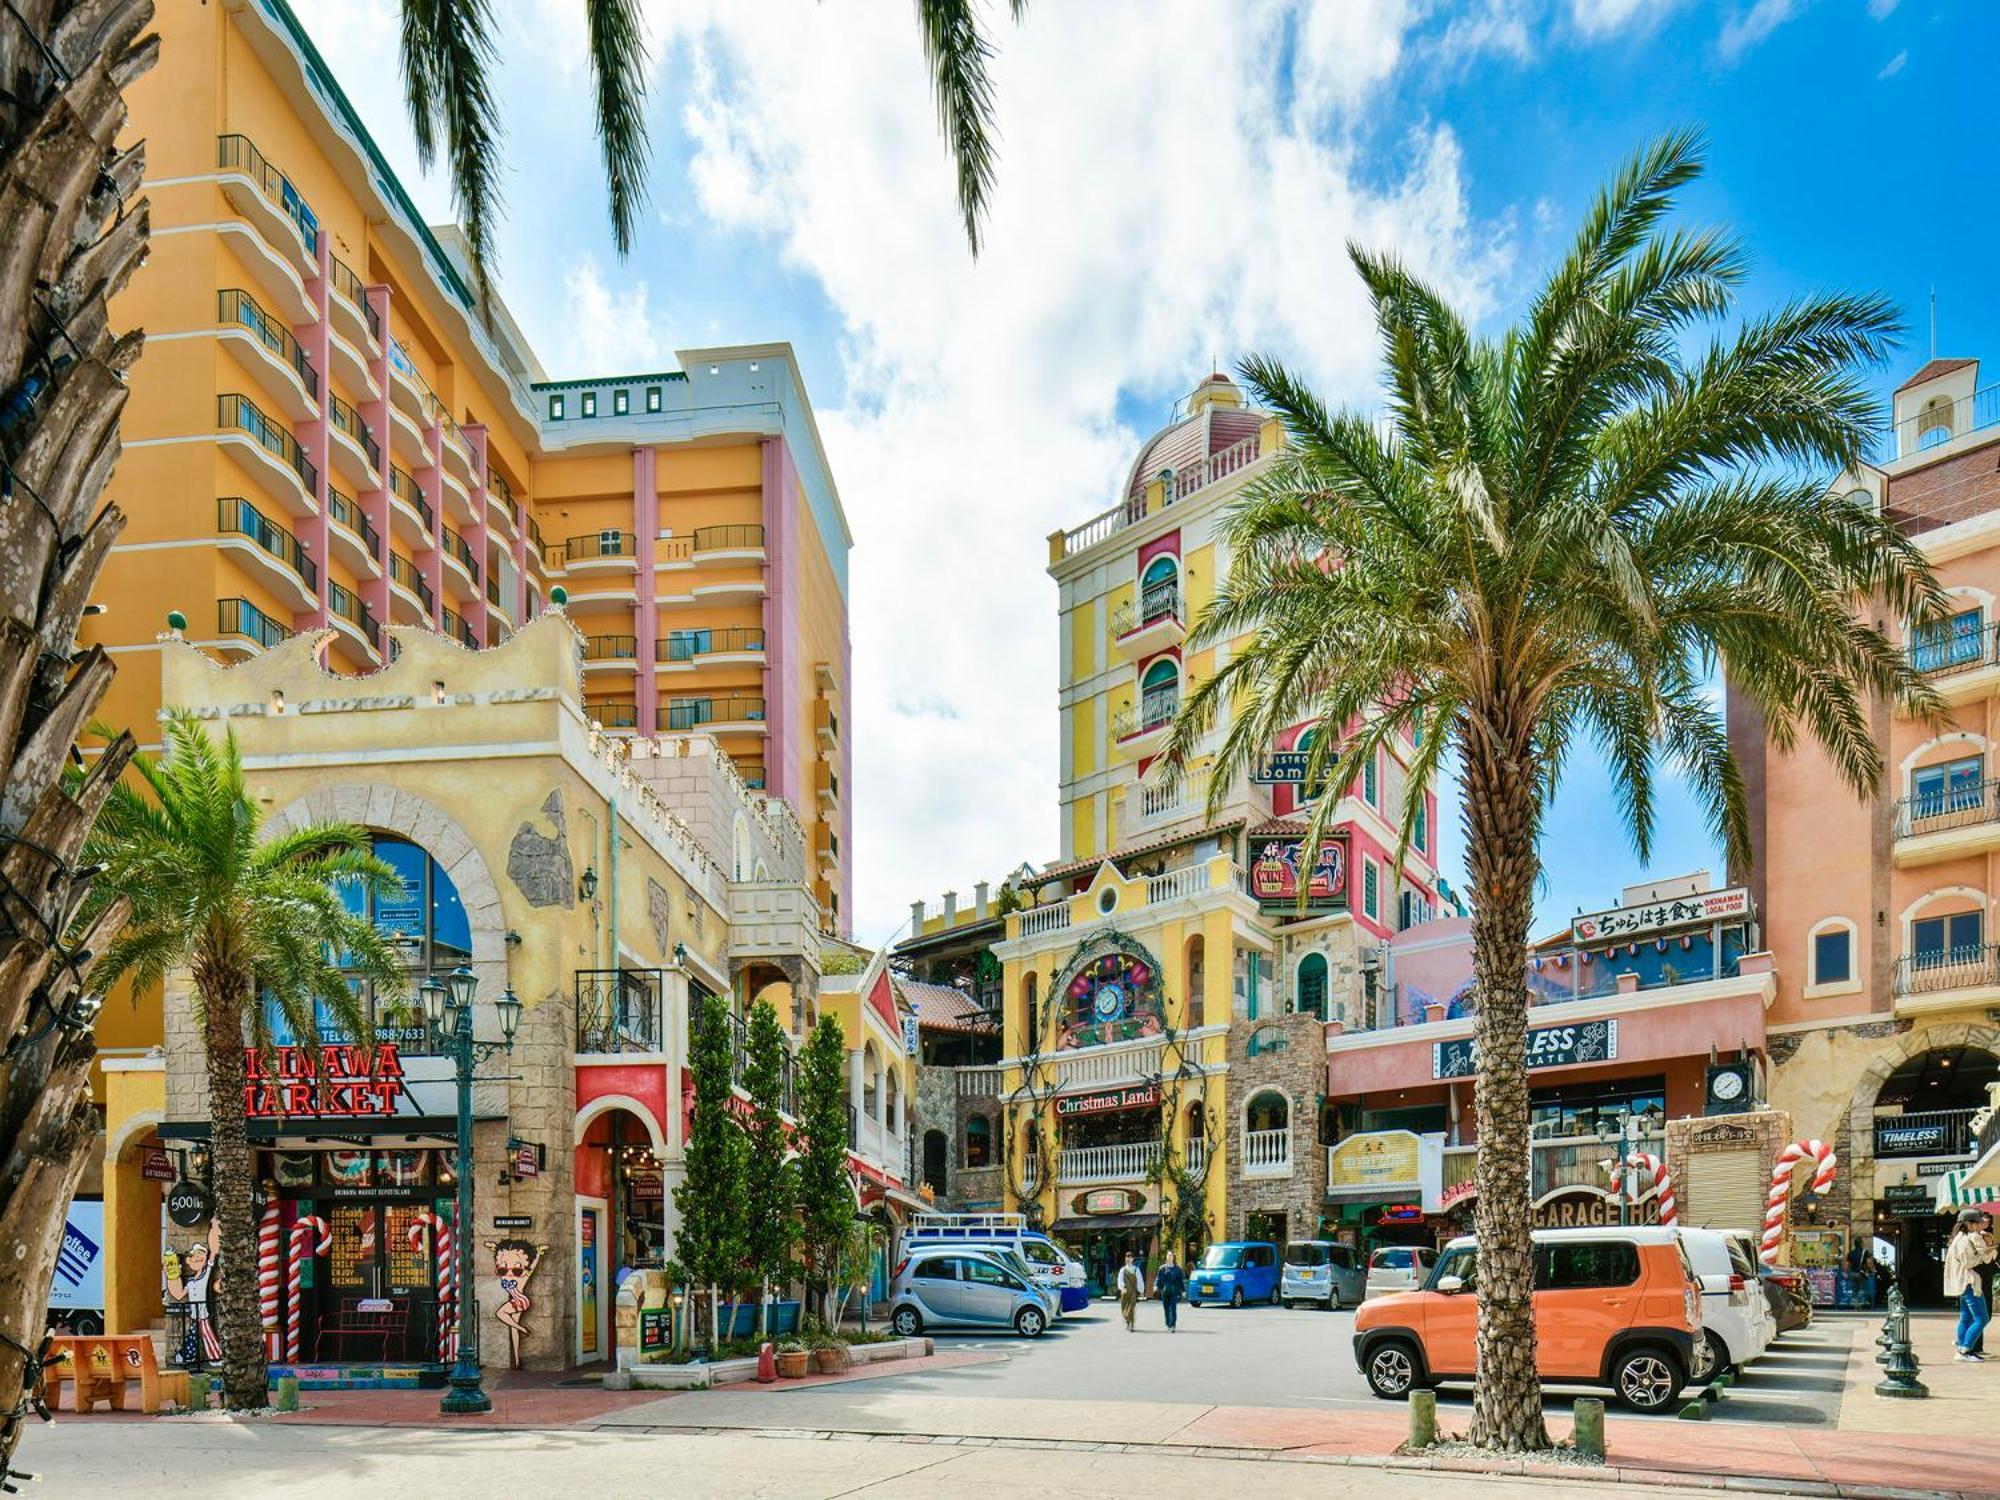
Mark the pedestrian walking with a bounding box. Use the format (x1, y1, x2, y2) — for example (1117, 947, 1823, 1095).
(1116, 1251, 1144, 1332)
(1155, 1252, 1186, 1333)
(1945, 1208, 1996, 1361)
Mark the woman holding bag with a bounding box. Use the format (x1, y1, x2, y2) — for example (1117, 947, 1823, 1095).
(1945, 1209, 1996, 1361)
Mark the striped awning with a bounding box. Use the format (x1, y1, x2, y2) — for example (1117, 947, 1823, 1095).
(1933, 1165, 2000, 1212)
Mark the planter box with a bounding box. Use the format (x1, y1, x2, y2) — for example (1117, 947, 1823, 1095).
(716, 1301, 801, 1338)
(846, 1336, 930, 1365)
(627, 1353, 763, 1390)
(776, 1350, 810, 1379)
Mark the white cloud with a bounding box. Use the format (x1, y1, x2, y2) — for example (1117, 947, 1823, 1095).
(1877, 48, 1907, 78)
(1571, 0, 1666, 38)
(1718, 0, 1807, 62)
(556, 259, 674, 374)
(1867, 0, 1899, 18)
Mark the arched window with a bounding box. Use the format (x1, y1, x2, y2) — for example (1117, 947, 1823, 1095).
(1139, 555, 1179, 624)
(965, 1113, 992, 1168)
(1139, 658, 1179, 729)
(1184, 935, 1205, 1029)
(1918, 395, 1955, 449)
(862, 1043, 881, 1117)
(1021, 971, 1039, 1050)
(1296, 952, 1329, 1020)
(1246, 1089, 1289, 1133)
(1806, 917, 1859, 996)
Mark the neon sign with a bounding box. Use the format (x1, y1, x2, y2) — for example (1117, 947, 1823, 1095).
(244, 1044, 407, 1118)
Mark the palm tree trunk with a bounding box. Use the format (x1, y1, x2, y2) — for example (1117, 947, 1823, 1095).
(0, 0, 154, 1479)
(200, 977, 268, 1409)
(1462, 708, 1551, 1453)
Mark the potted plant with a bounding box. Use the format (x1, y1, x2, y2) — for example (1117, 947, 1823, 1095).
(808, 1326, 849, 1374)
(775, 1339, 810, 1379)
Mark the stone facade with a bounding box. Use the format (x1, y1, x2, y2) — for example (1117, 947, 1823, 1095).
(1223, 1009, 1328, 1242)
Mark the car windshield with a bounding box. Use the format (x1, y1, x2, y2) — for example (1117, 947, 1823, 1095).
(1372, 1249, 1413, 1269)
(1285, 1245, 1330, 1267)
(1201, 1246, 1244, 1270)
(1021, 1241, 1059, 1266)
(1432, 1246, 1478, 1290)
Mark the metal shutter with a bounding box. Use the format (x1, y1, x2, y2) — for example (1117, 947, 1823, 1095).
(1686, 1150, 1764, 1230)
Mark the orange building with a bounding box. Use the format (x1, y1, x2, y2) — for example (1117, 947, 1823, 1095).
(94, 0, 853, 1003)
(1734, 356, 2000, 1301)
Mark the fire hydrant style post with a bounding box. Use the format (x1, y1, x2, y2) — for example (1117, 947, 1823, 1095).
(1875, 1286, 1929, 1399)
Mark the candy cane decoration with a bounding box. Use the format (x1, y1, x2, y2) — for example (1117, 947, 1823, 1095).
(285, 1216, 331, 1363)
(409, 1210, 454, 1362)
(257, 1200, 284, 1360)
(1607, 1151, 1678, 1226)
(1760, 1139, 1837, 1265)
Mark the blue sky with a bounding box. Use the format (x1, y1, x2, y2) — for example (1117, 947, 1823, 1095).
(316, 0, 1991, 943)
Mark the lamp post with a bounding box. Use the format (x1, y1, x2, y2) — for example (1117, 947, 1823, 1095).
(421, 963, 522, 1416)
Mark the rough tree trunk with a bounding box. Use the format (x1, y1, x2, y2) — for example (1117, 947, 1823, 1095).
(0, 0, 155, 1482)
(198, 976, 265, 1409)
(1462, 702, 1551, 1453)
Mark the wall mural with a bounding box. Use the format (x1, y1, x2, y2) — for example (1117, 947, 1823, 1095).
(163, 1218, 223, 1371)
(507, 790, 575, 908)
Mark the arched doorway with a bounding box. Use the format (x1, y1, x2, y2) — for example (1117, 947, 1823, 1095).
(573, 1100, 668, 1364)
(1874, 1043, 2000, 1304)
(922, 1130, 948, 1196)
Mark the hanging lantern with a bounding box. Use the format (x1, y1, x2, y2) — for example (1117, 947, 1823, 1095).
(1680, 934, 1694, 950)
(1656, 938, 1669, 953)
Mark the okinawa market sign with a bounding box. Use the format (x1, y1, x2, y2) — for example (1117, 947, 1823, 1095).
(1247, 831, 1348, 910)
(1571, 887, 1750, 945)
(1054, 1083, 1161, 1118)
(244, 1044, 408, 1118)
(1431, 1019, 1617, 1081)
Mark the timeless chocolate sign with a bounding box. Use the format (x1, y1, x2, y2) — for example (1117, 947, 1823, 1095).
(1054, 1083, 1161, 1118)
(244, 1044, 407, 1118)
(1431, 1019, 1617, 1081)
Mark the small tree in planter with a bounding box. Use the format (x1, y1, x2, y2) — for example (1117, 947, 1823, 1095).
(742, 999, 798, 1336)
(795, 1013, 851, 1325)
(673, 991, 746, 1351)
(831, 1216, 887, 1335)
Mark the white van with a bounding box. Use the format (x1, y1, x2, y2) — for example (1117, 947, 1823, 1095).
(1678, 1226, 1770, 1375)
(903, 1213, 1089, 1313)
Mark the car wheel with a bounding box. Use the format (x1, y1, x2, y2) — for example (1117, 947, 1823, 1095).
(1282, 1299, 1294, 1310)
(1326, 1288, 1341, 1312)
(1612, 1345, 1686, 1413)
(1015, 1306, 1047, 1338)
(891, 1306, 923, 1338)
(1229, 1287, 1245, 1308)
(1269, 1286, 1281, 1306)
(1699, 1331, 1731, 1381)
(1363, 1339, 1422, 1400)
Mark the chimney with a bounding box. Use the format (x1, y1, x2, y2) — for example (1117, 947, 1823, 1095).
(910, 900, 927, 933)
(975, 881, 991, 919)
(943, 890, 958, 923)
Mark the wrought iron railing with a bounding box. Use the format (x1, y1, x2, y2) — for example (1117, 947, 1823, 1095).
(592, 701, 638, 729)
(216, 133, 317, 252)
(216, 597, 291, 649)
(389, 465, 432, 530)
(328, 257, 379, 342)
(329, 394, 379, 467)
(575, 968, 664, 1053)
(1894, 944, 2000, 998)
(216, 497, 315, 590)
(559, 531, 635, 562)
(660, 627, 765, 661)
(1896, 779, 2000, 839)
(326, 489, 380, 559)
(581, 635, 638, 661)
(389, 552, 433, 611)
(661, 695, 766, 731)
(218, 289, 317, 399)
(327, 582, 381, 652)
(1873, 1108, 1980, 1159)
(217, 393, 317, 494)
(442, 526, 481, 584)
(692, 523, 765, 552)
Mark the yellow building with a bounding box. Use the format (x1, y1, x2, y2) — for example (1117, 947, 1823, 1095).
(895, 374, 1447, 1276)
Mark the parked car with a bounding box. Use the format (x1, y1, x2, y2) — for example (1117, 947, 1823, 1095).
(1281, 1241, 1366, 1309)
(1679, 1227, 1770, 1375)
(1759, 1265, 1813, 1335)
(1188, 1241, 1281, 1306)
(904, 1213, 1091, 1312)
(1352, 1227, 1707, 1413)
(1364, 1245, 1437, 1299)
(888, 1246, 1053, 1337)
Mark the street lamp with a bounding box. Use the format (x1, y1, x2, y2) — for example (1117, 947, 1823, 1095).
(424, 962, 521, 1415)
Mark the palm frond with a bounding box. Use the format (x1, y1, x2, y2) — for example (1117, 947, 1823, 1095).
(399, 0, 502, 306)
(585, 0, 652, 254)
(915, 0, 1002, 256)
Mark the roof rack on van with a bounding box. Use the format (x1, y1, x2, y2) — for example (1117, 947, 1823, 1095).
(908, 1212, 1028, 1234)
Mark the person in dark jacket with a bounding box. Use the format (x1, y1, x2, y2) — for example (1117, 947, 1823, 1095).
(1155, 1252, 1187, 1332)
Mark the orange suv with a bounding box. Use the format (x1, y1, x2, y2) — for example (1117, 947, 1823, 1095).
(1352, 1226, 1706, 1412)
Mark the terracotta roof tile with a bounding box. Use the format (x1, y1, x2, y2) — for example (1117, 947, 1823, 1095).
(1896, 357, 1976, 392)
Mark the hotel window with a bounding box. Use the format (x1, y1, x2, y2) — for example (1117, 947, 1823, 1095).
(548, 394, 565, 420)
(613, 389, 629, 416)
(1812, 926, 1853, 986)
(1413, 799, 1428, 853)
(646, 386, 662, 413)
(1912, 607, 1985, 673)
(1912, 909, 1983, 967)
(1362, 859, 1379, 920)
(1362, 751, 1378, 806)
(581, 391, 598, 418)
(1911, 753, 1984, 820)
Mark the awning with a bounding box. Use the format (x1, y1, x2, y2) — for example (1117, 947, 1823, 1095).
(1934, 1164, 2000, 1212)
(1050, 1212, 1160, 1232)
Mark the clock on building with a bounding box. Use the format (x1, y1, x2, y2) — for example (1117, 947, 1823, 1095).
(1704, 1060, 1754, 1116)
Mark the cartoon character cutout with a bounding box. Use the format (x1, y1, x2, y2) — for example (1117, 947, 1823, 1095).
(489, 1238, 549, 1369)
(163, 1217, 223, 1371)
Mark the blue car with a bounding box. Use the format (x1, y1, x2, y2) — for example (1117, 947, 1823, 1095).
(1187, 1241, 1281, 1307)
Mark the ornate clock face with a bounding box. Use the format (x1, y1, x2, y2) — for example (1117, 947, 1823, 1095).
(1711, 1069, 1744, 1101)
(1093, 983, 1127, 1020)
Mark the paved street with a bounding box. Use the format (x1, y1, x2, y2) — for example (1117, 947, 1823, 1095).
(824, 1298, 1857, 1425)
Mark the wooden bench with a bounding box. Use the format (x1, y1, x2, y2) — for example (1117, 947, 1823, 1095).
(45, 1335, 189, 1414)
(313, 1297, 408, 1363)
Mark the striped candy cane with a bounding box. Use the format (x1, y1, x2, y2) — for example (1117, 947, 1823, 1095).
(1760, 1140, 1837, 1265)
(285, 1216, 332, 1363)
(1607, 1151, 1677, 1226)
(408, 1211, 454, 1362)
(257, 1200, 284, 1360)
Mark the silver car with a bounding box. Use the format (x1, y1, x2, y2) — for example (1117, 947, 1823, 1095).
(889, 1247, 1052, 1338)
(1364, 1244, 1438, 1298)
(1281, 1241, 1366, 1309)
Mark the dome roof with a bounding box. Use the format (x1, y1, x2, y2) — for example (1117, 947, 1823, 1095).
(1122, 373, 1263, 501)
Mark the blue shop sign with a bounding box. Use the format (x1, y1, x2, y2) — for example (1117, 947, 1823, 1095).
(1431, 1018, 1618, 1080)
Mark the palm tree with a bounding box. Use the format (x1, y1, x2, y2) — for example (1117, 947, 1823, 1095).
(0, 1, 156, 1475)
(85, 712, 408, 1410)
(1163, 131, 1941, 1451)
(400, 0, 1024, 298)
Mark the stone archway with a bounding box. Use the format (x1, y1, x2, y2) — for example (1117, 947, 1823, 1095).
(1843, 1019, 2000, 1227)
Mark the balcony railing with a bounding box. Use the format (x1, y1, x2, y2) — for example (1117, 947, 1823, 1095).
(660, 627, 765, 661)
(1912, 621, 2000, 678)
(705, 1005, 798, 1116)
(592, 701, 638, 729)
(558, 531, 635, 563)
(327, 582, 381, 652)
(442, 608, 476, 649)
(738, 763, 766, 790)
(442, 526, 481, 584)
(389, 552, 433, 611)
(327, 489, 380, 559)
(1056, 1141, 1157, 1185)
(1184, 1138, 1208, 1179)
(692, 523, 765, 553)
(389, 466, 433, 529)
(1059, 431, 1265, 558)
(1113, 581, 1182, 636)
(217, 393, 317, 495)
(216, 597, 291, 649)
(1113, 687, 1178, 739)
(661, 695, 766, 732)
(218, 289, 317, 399)
(216, 497, 315, 589)
(328, 257, 380, 342)
(216, 133, 317, 252)
(575, 968, 663, 1053)
(581, 634, 638, 661)
(329, 394, 380, 468)
(1894, 944, 2000, 998)
(1892, 382, 2000, 461)
(1873, 1108, 1980, 1159)
(1243, 1127, 1292, 1176)
(1897, 779, 2000, 839)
